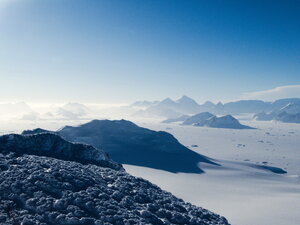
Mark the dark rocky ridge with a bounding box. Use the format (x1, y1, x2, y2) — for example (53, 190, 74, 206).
(0, 134, 230, 225)
(0, 133, 122, 171)
(23, 120, 219, 173)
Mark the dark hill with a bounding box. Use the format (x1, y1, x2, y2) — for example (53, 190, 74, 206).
(22, 120, 218, 173)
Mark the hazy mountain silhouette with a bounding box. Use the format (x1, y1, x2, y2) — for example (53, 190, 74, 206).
(134, 96, 201, 118)
(131, 100, 159, 108)
(254, 101, 300, 123)
(275, 111, 300, 123)
(161, 115, 190, 123)
(132, 97, 300, 117)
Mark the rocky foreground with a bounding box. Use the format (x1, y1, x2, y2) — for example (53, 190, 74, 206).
(0, 133, 229, 225)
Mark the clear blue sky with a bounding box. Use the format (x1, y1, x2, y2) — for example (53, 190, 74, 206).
(0, 0, 299, 103)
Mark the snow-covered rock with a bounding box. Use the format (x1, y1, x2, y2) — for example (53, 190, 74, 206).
(194, 115, 254, 129)
(0, 134, 230, 225)
(182, 112, 214, 125)
(0, 133, 121, 171)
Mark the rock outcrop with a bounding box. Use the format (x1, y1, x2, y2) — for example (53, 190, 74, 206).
(0, 133, 229, 225)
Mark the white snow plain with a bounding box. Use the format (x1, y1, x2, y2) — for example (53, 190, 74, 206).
(125, 118, 300, 225)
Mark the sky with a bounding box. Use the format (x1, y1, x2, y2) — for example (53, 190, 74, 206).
(0, 0, 299, 104)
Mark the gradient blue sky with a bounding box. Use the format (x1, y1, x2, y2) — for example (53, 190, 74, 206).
(0, 0, 299, 103)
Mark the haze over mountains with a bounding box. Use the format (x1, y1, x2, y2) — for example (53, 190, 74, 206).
(1, 96, 300, 126)
(132, 96, 300, 123)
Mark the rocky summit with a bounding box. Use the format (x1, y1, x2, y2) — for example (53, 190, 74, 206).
(0, 133, 229, 225)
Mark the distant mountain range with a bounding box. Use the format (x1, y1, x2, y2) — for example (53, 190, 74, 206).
(133, 96, 203, 118)
(133, 96, 300, 121)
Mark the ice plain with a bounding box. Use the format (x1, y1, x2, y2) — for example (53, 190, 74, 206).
(125, 117, 300, 225)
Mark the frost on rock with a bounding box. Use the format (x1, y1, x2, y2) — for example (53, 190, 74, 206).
(0, 134, 230, 225)
(0, 133, 122, 171)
